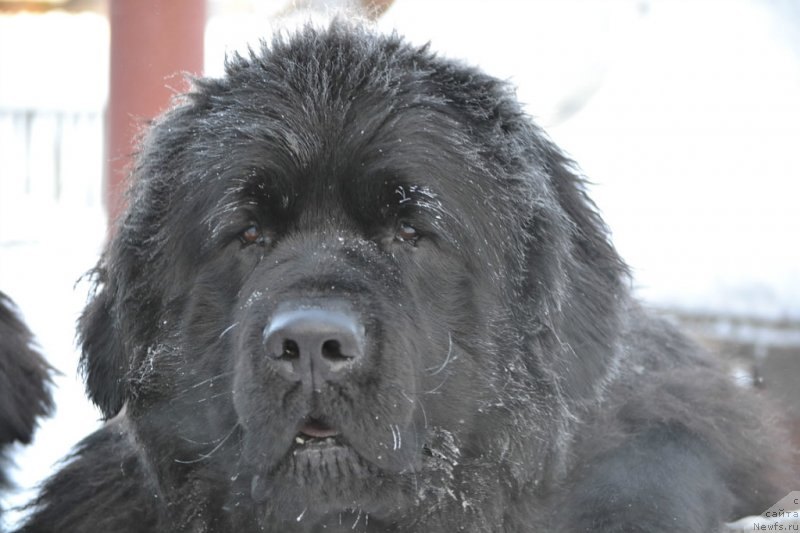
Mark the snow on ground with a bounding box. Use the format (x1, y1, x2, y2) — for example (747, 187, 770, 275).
(0, 202, 105, 529)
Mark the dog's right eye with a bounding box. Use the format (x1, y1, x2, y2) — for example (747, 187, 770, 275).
(239, 224, 264, 246)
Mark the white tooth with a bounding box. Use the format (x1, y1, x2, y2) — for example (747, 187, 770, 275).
(295, 436, 305, 444)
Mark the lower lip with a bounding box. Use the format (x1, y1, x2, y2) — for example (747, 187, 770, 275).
(298, 425, 340, 439)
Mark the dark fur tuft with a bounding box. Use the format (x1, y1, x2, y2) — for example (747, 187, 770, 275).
(0, 292, 53, 520)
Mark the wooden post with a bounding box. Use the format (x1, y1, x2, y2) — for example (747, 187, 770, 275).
(107, 0, 205, 224)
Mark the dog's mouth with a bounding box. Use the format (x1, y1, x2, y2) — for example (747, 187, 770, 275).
(291, 417, 345, 451)
(278, 417, 370, 485)
(249, 416, 378, 509)
(297, 417, 340, 441)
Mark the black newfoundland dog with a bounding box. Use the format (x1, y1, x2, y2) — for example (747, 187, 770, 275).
(0, 292, 52, 520)
(17, 24, 793, 532)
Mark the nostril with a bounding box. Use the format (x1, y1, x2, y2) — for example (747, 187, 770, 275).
(262, 303, 365, 384)
(321, 339, 351, 362)
(281, 339, 300, 360)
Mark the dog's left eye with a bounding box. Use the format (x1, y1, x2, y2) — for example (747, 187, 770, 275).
(239, 224, 264, 246)
(395, 223, 420, 245)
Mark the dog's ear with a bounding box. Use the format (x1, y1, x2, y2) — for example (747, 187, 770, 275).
(78, 268, 127, 419)
(524, 148, 631, 401)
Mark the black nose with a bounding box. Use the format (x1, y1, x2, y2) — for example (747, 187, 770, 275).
(262, 303, 365, 391)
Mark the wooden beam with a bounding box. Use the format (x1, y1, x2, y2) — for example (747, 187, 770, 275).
(107, 0, 205, 224)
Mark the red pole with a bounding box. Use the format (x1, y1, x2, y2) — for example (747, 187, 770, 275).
(107, 0, 206, 225)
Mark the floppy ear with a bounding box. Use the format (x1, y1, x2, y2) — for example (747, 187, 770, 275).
(526, 147, 630, 400)
(545, 150, 627, 289)
(78, 267, 128, 419)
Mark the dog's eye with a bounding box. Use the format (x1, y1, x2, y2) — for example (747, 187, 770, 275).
(395, 223, 419, 244)
(239, 224, 263, 246)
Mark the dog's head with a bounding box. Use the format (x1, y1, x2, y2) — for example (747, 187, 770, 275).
(79, 23, 626, 525)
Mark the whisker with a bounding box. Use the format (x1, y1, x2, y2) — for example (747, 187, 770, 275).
(174, 371, 236, 398)
(389, 424, 402, 451)
(173, 425, 238, 464)
(400, 388, 428, 428)
(422, 373, 450, 395)
(196, 390, 235, 403)
(426, 332, 453, 376)
(219, 322, 239, 339)
(178, 430, 231, 446)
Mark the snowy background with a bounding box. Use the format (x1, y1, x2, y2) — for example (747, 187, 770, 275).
(1, 0, 799, 527)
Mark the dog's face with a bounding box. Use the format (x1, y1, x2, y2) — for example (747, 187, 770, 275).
(80, 26, 624, 527)
(81, 28, 541, 524)
(213, 102, 502, 512)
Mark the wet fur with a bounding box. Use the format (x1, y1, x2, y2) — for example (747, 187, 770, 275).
(16, 24, 794, 532)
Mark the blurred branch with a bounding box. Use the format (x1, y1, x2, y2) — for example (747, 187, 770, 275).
(0, 0, 106, 14)
(273, 0, 395, 21)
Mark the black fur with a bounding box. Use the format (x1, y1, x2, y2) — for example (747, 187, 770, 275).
(0, 292, 52, 521)
(16, 24, 794, 532)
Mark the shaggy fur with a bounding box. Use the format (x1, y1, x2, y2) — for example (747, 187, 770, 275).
(0, 292, 52, 521)
(17, 24, 794, 532)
